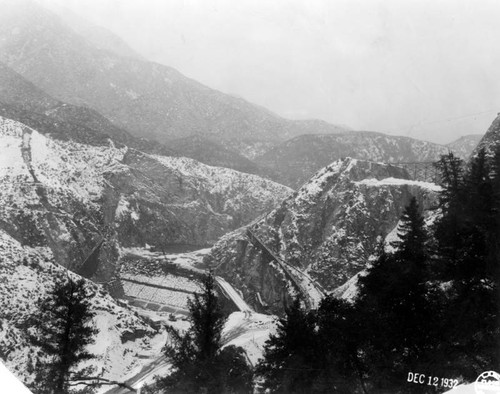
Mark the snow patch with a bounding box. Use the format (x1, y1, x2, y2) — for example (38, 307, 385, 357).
(0, 135, 26, 177)
(355, 177, 442, 192)
(222, 312, 277, 366)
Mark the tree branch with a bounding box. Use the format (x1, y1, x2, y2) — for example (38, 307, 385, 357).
(69, 376, 136, 392)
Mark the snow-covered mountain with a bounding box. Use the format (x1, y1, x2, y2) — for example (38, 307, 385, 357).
(0, 222, 277, 391)
(0, 227, 167, 390)
(0, 0, 349, 160)
(1, 1, 497, 388)
(0, 116, 290, 283)
(254, 131, 474, 188)
(111, 150, 291, 247)
(0, 2, 481, 188)
(0, 112, 290, 388)
(206, 158, 441, 312)
(0, 61, 179, 155)
(166, 134, 277, 179)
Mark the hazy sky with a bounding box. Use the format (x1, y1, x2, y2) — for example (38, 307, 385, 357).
(41, 0, 500, 144)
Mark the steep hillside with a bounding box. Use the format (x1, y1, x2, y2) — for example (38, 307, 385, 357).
(0, 226, 275, 392)
(474, 113, 500, 156)
(256, 132, 451, 188)
(166, 134, 277, 178)
(0, 0, 349, 159)
(0, 61, 180, 155)
(0, 116, 290, 282)
(109, 150, 291, 247)
(0, 62, 59, 112)
(0, 227, 167, 390)
(206, 158, 441, 312)
(0, 61, 283, 179)
(446, 134, 483, 159)
(43, 2, 143, 60)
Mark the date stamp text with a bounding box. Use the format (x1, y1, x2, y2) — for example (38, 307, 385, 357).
(407, 372, 459, 389)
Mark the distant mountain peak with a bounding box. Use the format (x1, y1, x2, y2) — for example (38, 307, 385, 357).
(0, 0, 351, 160)
(38, 1, 143, 59)
(207, 157, 441, 312)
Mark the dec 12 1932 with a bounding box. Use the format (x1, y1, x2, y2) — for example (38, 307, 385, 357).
(407, 372, 459, 389)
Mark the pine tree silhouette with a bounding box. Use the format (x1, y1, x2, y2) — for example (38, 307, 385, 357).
(156, 272, 252, 394)
(433, 148, 500, 378)
(356, 197, 437, 391)
(256, 298, 319, 393)
(29, 277, 98, 394)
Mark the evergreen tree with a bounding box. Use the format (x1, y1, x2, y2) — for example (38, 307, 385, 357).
(433, 149, 500, 378)
(434, 153, 466, 272)
(255, 150, 500, 393)
(466, 149, 497, 279)
(189, 273, 225, 363)
(356, 197, 437, 391)
(435, 152, 465, 206)
(216, 345, 254, 393)
(315, 296, 366, 394)
(256, 298, 319, 393)
(257, 299, 365, 393)
(391, 197, 428, 262)
(156, 272, 253, 394)
(436, 149, 497, 282)
(29, 277, 99, 394)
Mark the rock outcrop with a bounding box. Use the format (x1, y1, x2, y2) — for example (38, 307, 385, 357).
(0, 116, 290, 282)
(206, 158, 441, 313)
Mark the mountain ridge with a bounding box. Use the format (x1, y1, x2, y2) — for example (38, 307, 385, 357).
(446, 133, 484, 159)
(0, 0, 351, 159)
(206, 157, 441, 312)
(0, 115, 291, 283)
(255, 131, 459, 188)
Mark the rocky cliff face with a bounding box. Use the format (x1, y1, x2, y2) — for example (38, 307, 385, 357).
(0, 116, 290, 282)
(106, 149, 291, 247)
(206, 158, 441, 313)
